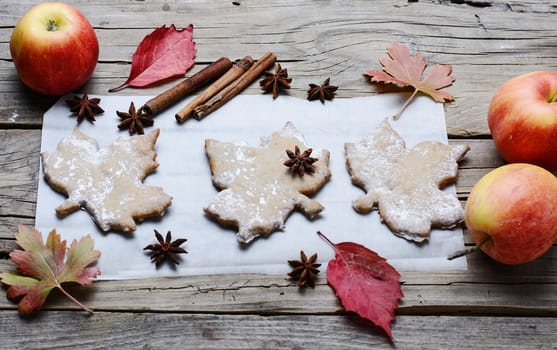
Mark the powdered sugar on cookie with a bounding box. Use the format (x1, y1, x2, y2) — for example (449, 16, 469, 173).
(41, 128, 172, 232)
(205, 122, 331, 244)
(345, 119, 469, 242)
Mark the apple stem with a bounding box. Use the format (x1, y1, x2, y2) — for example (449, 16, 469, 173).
(47, 20, 59, 32)
(548, 94, 557, 103)
(447, 236, 492, 261)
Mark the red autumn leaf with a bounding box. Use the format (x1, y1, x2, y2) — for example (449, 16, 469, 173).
(0, 225, 101, 314)
(318, 231, 403, 340)
(109, 24, 196, 92)
(364, 41, 455, 120)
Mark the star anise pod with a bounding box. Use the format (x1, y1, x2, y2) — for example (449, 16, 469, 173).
(144, 230, 188, 268)
(284, 145, 318, 177)
(65, 93, 104, 123)
(117, 102, 154, 135)
(307, 77, 338, 104)
(259, 63, 292, 99)
(288, 250, 321, 288)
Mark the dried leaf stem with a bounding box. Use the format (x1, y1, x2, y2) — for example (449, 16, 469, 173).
(317, 230, 335, 248)
(393, 89, 419, 120)
(175, 56, 254, 123)
(57, 283, 94, 315)
(141, 57, 233, 117)
(193, 52, 277, 120)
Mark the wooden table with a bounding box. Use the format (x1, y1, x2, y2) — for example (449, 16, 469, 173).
(1, 1, 556, 348)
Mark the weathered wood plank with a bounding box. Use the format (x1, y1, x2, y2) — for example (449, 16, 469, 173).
(0, 129, 40, 224)
(0, 57, 553, 138)
(0, 311, 554, 350)
(0, 218, 34, 240)
(2, 0, 555, 30)
(1, 0, 557, 135)
(1, 246, 554, 314)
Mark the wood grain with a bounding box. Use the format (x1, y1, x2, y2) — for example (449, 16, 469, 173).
(0, 311, 554, 350)
(2, 0, 557, 135)
(1, 248, 555, 314)
(1, 1, 556, 348)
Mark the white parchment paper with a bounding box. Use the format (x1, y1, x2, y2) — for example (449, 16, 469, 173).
(36, 94, 467, 280)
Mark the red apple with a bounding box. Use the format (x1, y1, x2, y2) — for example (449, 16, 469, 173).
(488, 71, 557, 171)
(464, 163, 557, 265)
(10, 2, 99, 96)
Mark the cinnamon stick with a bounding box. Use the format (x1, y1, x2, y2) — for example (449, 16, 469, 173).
(141, 57, 233, 117)
(193, 52, 277, 120)
(175, 56, 254, 123)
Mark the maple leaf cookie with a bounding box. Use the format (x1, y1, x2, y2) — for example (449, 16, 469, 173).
(42, 128, 172, 232)
(205, 122, 331, 244)
(345, 119, 469, 242)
